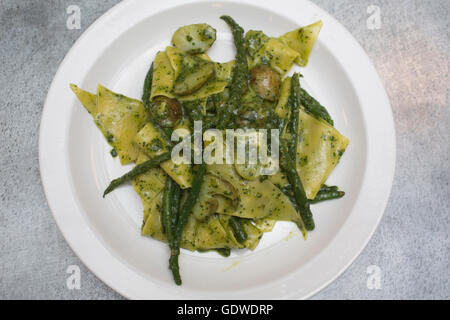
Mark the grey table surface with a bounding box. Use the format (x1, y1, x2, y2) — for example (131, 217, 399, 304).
(0, 0, 448, 300)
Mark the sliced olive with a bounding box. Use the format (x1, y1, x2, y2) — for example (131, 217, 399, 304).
(151, 96, 182, 127)
(173, 55, 215, 96)
(250, 65, 281, 101)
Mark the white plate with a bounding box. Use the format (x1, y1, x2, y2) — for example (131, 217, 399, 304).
(39, 0, 395, 299)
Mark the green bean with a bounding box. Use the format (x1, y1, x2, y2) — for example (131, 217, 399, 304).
(319, 185, 339, 193)
(142, 62, 154, 109)
(103, 152, 171, 197)
(170, 182, 181, 230)
(300, 88, 334, 126)
(219, 15, 248, 129)
(279, 73, 315, 231)
(165, 19, 242, 283)
(282, 183, 344, 205)
(166, 86, 211, 285)
(281, 145, 314, 231)
(311, 189, 345, 204)
(206, 15, 249, 208)
(175, 165, 206, 240)
(229, 217, 248, 244)
(168, 253, 181, 286)
(169, 162, 207, 285)
(162, 177, 176, 245)
(286, 73, 302, 159)
(290, 87, 314, 229)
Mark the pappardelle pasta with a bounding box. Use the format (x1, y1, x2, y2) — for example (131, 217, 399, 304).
(70, 16, 349, 285)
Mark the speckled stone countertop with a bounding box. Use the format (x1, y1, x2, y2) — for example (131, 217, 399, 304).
(0, 0, 448, 299)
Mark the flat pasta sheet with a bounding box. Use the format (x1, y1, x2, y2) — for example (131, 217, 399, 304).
(70, 84, 148, 164)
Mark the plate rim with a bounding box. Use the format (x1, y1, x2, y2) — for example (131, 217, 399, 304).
(39, 0, 396, 299)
